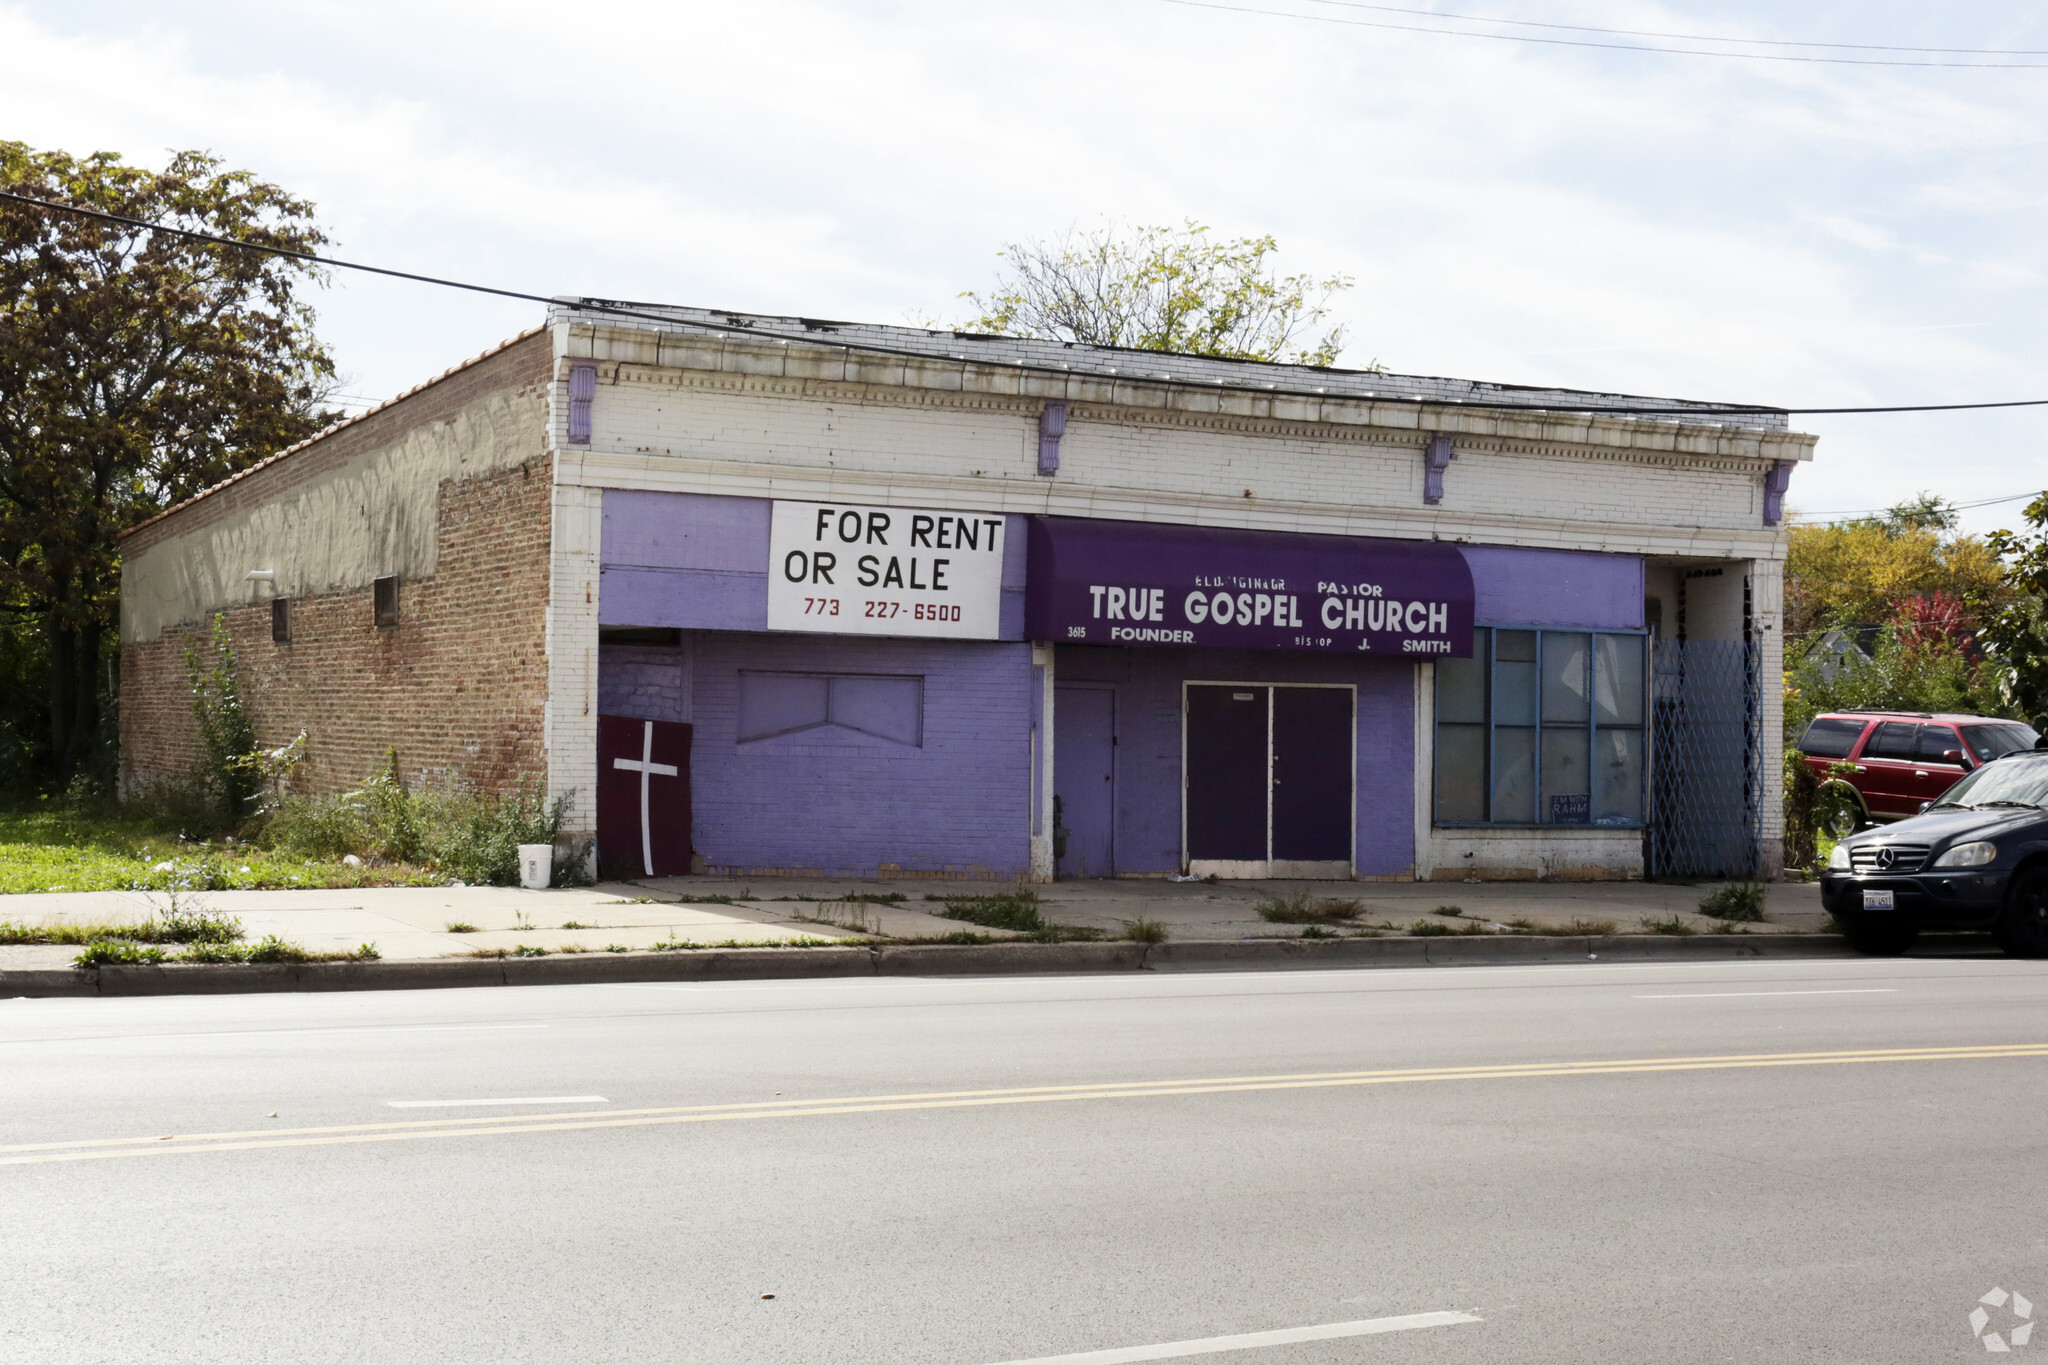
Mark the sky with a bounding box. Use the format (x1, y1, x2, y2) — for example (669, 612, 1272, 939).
(5, 0, 2047, 531)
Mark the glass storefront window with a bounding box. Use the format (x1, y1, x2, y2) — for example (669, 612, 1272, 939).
(1433, 626, 1647, 827)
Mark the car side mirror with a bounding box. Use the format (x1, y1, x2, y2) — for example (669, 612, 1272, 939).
(1942, 749, 1967, 764)
(1918, 801, 1933, 814)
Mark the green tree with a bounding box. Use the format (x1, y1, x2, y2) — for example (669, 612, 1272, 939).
(1982, 491, 2048, 726)
(1783, 599, 2005, 747)
(959, 220, 1357, 367)
(0, 143, 336, 788)
(1784, 493, 2006, 638)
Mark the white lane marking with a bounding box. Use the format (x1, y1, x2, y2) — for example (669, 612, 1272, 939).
(1634, 988, 1900, 1000)
(0, 1023, 549, 1046)
(596, 981, 925, 993)
(386, 1095, 608, 1109)
(981, 1310, 1481, 1364)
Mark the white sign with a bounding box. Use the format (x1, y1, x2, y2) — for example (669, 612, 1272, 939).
(766, 500, 1006, 639)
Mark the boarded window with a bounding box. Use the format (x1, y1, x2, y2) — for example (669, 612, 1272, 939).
(373, 575, 399, 629)
(737, 672, 923, 746)
(271, 597, 291, 645)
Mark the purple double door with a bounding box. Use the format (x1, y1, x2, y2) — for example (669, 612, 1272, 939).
(1185, 684, 1353, 874)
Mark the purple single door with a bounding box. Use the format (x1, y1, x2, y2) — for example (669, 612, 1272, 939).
(1186, 686, 1269, 862)
(1272, 687, 1353, 862)
(1055, 686, 1116, 878)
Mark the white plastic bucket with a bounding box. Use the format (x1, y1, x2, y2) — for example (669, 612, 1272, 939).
(517, 844, 553, 890)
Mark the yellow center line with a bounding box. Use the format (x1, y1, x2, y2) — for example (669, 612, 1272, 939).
(6, 1042, 2044, 1168)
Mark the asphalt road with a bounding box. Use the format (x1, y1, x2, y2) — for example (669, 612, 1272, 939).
(5, 953, 2047, 1363)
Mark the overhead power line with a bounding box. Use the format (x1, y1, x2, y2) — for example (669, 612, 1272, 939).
(1298, 1, 2048, 56)
(1162, 0, 2048, 68)
(1794, 489, 2046, 523)
(4, 186, 2048, 421)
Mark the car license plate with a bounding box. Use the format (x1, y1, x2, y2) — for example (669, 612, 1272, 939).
(1862, 889, 1896, 910)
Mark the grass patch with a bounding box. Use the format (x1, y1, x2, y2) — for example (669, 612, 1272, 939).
(1408, 918, 1487, 937)
(1639, 914, 1697, 936)
(604, 943, 631, 953)
(559, 920, 590, 930)
(1708, 921, 1753, 935)
(1121, 916, 1168, 944)
(1254, 891, 1363, 924)
(512, 944, 548, 957)
(0, 803, 452, 895)
(74, 940, 167, 967)
(1699, 882, 1767, 922)
(1433, 905, 1464, 917)
(1300, 924, 1338, 939)
(444, 921, 478, 933)
(1559, 918, 1618, 937)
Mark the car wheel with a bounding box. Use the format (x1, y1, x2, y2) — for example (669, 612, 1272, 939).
(1995, 868, 2048, 958)
(1818, 781, 1868, 837)
(1837, 914, 1918, 956)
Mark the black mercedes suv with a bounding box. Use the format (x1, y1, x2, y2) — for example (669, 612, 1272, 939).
(1822, 746, 2048, 955)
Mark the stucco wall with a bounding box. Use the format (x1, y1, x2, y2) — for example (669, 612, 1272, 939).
(121, 332, 552, 644)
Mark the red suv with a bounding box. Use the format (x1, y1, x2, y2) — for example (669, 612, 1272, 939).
(1798, 711, 2040, 826)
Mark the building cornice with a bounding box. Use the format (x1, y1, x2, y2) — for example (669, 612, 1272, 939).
(556, 447, 1791, 563)
(559, 323, 1817, 470)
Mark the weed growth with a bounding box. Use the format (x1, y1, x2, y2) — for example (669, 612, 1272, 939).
(1254, 891, 1362, 924)
(1639, 914, 1697, 936)
(1699, 882, 1767, 922)
(1121, 916, 1168, 944)
(933, 891, 1044, 933)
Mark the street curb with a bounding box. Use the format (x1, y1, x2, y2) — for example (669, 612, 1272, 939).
(0, 932, 1862, 999)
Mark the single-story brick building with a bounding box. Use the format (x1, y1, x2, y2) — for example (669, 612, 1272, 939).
(118, 302, 1813, 880)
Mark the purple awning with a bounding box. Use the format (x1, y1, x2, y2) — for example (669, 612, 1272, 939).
(1026, 518, 1474, 657)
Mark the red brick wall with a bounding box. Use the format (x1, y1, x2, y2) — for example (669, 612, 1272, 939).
(119, 454, 555, 798)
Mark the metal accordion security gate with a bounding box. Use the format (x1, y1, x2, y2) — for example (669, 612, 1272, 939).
(1648, 638, 1762, 878)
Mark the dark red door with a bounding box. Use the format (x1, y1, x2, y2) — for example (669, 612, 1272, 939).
(597, 715, 693, 878)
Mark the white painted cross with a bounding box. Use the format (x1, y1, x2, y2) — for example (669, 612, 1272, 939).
(612, 720, 680, 877)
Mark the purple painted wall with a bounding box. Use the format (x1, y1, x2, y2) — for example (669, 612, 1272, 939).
(681, 630, 1032, 878)
(1459, 545, 1643, 631)
(601, 490, 1028, 638)
(1054, 645, 1415, 877)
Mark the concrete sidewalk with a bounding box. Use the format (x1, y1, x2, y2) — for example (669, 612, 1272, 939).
(0, 875, 1826, 971)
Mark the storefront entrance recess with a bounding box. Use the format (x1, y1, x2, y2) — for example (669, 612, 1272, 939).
(1184, 684, 1353, 879)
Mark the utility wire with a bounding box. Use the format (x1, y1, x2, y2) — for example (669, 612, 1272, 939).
(1794, 489, 2045, 522)
(1297, 1, 2048, 57)
(1163, 0, 2048, 68)
(4, 186, 2047, 420)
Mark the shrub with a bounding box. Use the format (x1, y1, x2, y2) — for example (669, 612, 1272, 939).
(259, 757, 577, 887)
(184, 613, 258, 819)
(1699, 882, 1767, 922)
(1121, 916, 1168, 944)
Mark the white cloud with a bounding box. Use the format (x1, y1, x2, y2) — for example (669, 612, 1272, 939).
(5, 0, 2048, 526)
